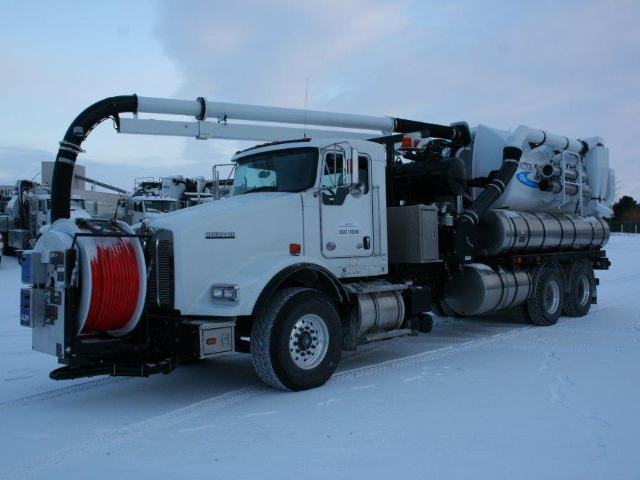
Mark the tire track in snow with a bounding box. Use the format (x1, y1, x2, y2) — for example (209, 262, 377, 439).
(1, 386, 262, 480)
(602, 272, 640, 285)
(0, 377, 130, 412)
(4, 284, 635, 476)
(330, 326, 531, 383)
(1, 326, 530, 479)
(4, 272, 636, 413)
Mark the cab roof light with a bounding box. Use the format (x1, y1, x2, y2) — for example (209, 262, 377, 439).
(237, 138, 312, 155)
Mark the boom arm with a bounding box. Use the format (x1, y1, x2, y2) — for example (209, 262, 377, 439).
(50, 94, 471, 221)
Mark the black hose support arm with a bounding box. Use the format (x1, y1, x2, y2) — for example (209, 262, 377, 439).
(393, 118, 472, 146)
(51, 95, 138, 222)
(454, 146, 523, 257)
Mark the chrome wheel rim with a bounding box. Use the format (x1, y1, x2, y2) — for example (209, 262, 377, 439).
(577, 275, 590, 307)
(289, 314, 329, 370)
(543, 280, 560, 315)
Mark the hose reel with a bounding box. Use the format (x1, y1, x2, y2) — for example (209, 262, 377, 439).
(34, 219, 147, 336)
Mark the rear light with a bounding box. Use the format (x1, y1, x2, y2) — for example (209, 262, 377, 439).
(401, 136, 413, 149)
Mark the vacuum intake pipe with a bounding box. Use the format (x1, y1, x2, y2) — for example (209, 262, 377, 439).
(51, 96, 138, 221)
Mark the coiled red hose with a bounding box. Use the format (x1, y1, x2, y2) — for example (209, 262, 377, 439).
(81, 239, 141, 334)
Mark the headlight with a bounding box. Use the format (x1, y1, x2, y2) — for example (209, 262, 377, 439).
(212, 285, 239, 302)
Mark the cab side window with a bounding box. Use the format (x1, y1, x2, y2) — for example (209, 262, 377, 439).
(321, 153, 345, 206)
(321, 152, 370, 205)
(358, 155, 369, 194)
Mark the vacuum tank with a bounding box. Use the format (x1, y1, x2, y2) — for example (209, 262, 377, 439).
(466, 125, 615, 218)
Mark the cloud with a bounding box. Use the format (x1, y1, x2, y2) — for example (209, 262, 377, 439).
(2, 1, 639, 197)
(155, 0, 408, 106)
(153, 0, 640, 196)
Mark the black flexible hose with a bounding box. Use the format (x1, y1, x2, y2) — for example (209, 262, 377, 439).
(455, 146, 523, 257)
(51, 95, 138, 222)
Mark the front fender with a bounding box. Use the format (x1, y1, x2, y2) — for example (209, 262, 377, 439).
(182, 253, 335, 317)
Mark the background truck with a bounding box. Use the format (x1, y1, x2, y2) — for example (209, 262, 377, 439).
(119, 175, 230, 227)
(20, 95, 613, 391)
(0, 180, 91, 254)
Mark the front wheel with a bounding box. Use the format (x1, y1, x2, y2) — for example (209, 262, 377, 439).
(251, 288, 342, 391)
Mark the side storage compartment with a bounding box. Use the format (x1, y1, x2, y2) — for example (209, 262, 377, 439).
(387, 205, 439, 264)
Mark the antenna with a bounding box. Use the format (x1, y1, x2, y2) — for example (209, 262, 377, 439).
(303, 77, 309, 138)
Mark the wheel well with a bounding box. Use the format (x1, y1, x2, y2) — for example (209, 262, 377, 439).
(236, 266, 350, 353)
(251, 264, 350, 319)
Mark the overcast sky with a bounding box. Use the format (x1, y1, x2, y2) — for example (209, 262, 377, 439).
(1, 0, 639, 197)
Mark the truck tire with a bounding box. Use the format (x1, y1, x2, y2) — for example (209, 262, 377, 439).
(525, 265, 565, 326)
(251, 287, 342, 391)
(431, 298, 457, 318)
(512, 304, 531, 324)
(563, 260, 596, 317)
(418, 313, 434, 333)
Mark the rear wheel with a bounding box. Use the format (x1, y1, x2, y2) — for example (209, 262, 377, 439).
(563, 260, 596, 317)
(418, 313, 434, 333)
(526, 265, 565, 326)
(251, 288, 342, 391)
(431, 298, 457, 318)
(512, 303, 531, 324)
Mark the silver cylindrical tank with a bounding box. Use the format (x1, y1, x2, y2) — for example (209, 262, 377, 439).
(479, 210, 609, 256)
(356, 289, 405, 336)
(444, 264, 531, 316)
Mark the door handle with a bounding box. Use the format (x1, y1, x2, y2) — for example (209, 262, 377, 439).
(363, 236, 371, 250)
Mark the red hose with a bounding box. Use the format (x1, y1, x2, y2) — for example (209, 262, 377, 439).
(82, 239, 141, 334)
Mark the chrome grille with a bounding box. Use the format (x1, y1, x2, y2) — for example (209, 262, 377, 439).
(147, 230, 174, 309)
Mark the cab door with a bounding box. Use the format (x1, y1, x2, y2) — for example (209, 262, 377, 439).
(320, 147, 374, 258)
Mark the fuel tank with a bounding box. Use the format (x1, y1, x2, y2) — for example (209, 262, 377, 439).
(478, 209, 610, 256)
(445, 264, 531, 316)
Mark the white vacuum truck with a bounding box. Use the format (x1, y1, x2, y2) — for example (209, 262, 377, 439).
(19, 95, 613, 391)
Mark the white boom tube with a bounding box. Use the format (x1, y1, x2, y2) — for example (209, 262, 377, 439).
(137, 96, 395, 134)
(118, 118, 375, 142)
(506, 125, 585, 154)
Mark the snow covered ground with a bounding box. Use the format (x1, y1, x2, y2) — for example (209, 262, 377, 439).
(0, 235, 639, 479)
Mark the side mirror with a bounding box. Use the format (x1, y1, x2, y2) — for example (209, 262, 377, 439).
(350, 148, 359, 186)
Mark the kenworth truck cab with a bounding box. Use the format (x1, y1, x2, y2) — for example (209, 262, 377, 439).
(20, 95, 613, 391)
(150, 138, 388, 316)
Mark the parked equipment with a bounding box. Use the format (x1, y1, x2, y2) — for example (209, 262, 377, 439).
(119, 174, 229, 227)
(20, 94, 613, 390)
(0, 180, 91, 254)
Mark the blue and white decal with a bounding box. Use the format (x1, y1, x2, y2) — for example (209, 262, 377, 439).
(516, 171, 539, 189)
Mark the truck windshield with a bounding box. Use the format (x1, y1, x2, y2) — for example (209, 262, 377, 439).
(71, 199, 85, 210)
(144, 200, 177, 213)
(232, 148, 318, 195)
